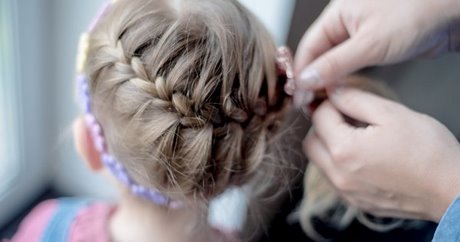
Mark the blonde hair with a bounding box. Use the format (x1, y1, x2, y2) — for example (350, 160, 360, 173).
(84, 0, 293, 207)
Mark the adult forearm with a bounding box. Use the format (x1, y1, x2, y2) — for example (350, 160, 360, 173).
(437, 0, 460, 22)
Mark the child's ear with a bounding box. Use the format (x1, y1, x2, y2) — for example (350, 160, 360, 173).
(73, 116, 104, 171)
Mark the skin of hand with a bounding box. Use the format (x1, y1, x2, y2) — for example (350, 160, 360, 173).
(292, 0, 460, 96)
(304, 86, 460, 222)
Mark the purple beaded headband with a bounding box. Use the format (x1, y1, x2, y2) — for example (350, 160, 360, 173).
(76, 2, 181, 208)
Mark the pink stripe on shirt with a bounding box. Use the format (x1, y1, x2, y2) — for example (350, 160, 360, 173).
(68, 202, 115, 242)
(10, 200, 59, 242)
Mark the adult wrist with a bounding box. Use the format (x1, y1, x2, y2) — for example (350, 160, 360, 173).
(440, 0, 460, 22)
(432, 196, 460, 241)
(430, 152, 460, 222)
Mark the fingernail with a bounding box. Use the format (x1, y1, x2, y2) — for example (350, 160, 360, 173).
(284, 78, 296, 96)
(294, 90, 314, 108)
(298, 68, 322, 90)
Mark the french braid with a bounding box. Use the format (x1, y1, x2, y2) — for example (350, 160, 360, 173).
(83, 0, 291, 202)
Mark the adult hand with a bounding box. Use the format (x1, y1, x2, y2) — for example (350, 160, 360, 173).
(304, 87, 460, 222)
(293, 0, 460, 95)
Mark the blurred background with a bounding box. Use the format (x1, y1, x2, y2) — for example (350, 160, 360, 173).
(1, 0, 460, 241)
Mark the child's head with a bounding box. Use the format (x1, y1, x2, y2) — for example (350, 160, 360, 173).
(79, 0, 289, 204)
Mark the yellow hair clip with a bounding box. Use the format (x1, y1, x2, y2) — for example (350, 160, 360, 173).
(76, 33, 89, 74)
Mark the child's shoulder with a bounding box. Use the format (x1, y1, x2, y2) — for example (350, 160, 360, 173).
(9, 198, 116, 242)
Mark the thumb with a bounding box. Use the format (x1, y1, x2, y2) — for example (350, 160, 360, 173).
(297, 36, 375, 91)
(327, 87, 396, 125)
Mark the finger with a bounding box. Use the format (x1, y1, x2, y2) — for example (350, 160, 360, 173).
(311, 100, 352, 148)
(296, 34, 376, 91)
(304, 127, 336, 178)
(328, 87, 398, 125)
(294, 4, 349, 75)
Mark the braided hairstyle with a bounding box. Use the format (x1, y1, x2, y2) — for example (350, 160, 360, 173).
(84, 0, 290, 202)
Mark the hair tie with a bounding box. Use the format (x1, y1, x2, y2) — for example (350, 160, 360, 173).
(276, 46, 295, 95)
